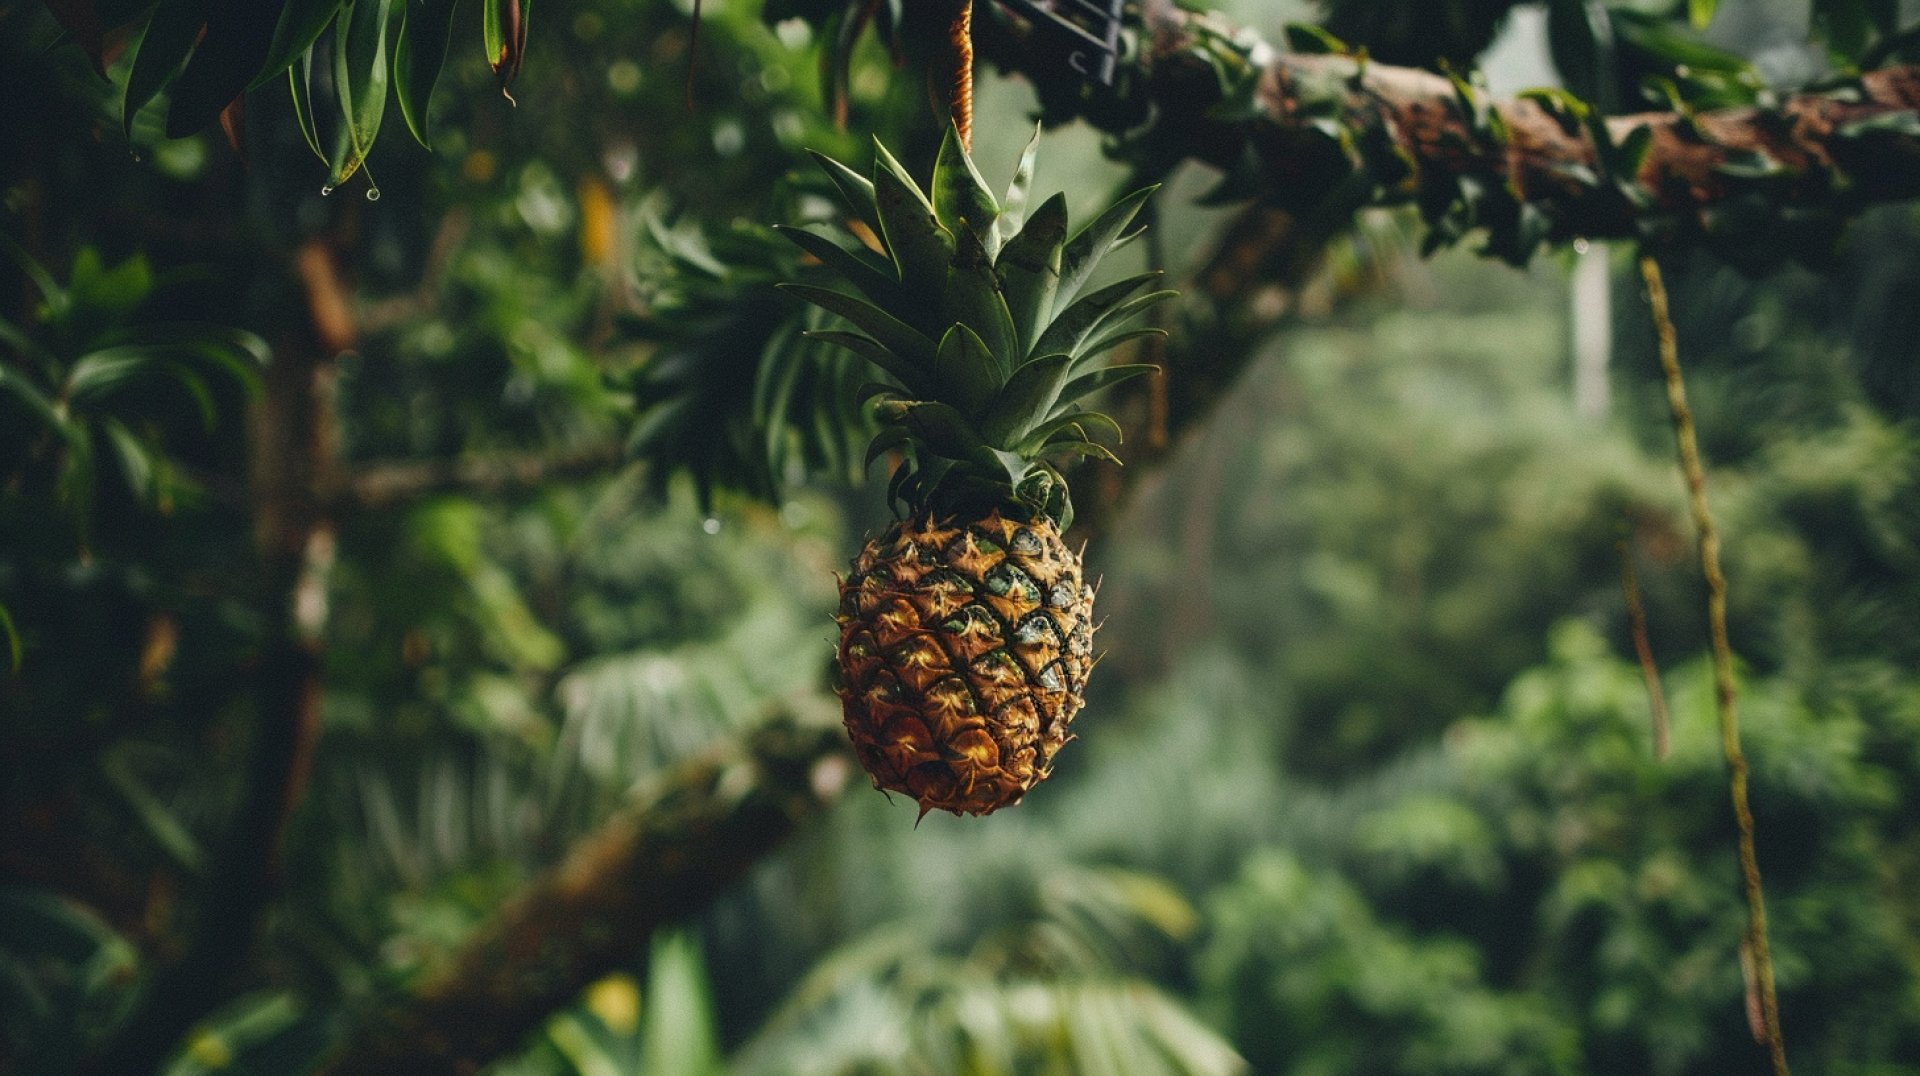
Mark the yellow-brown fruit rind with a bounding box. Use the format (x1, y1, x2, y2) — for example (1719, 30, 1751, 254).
(835, 510, 1094, 817)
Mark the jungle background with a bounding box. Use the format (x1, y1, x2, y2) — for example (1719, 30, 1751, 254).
(5, 0, 1920, 1072)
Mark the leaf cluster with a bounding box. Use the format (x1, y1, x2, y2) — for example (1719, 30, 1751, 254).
(781, 126, 1169, 527)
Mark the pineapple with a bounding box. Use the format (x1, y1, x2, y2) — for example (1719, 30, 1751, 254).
(779, 127, 1172, 817)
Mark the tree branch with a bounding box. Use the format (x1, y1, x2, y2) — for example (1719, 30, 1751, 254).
(995, 2, 1920, 257)
(334, 440, 627, 512)
(320, 715, 850, 1075)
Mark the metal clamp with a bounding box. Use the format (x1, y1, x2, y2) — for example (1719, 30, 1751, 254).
(990, 0, 1125, 86)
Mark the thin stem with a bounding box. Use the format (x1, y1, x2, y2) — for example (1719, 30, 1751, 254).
(950, 0, 974, 151)
(1638, 254, 1787, 1075)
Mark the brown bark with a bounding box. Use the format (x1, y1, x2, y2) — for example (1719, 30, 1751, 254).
(321, 717, 851, 1075)
(85, 239, 343, 1073)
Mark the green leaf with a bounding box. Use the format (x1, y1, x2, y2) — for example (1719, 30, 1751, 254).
(997, 192, 1067, 361)
(942, 226, 1017, 384)
(1017, 410, 1116, 455)
(1054, 363, 1155, 412)
(930, 324, 997, 414)
(774, 226, 903, 309)
(289, 50, 326, 161)
(99, 418, 155, 503)
(163, 0, 278, 137)
(980, 352, 1072, 446)
(1688, 0, 1716, 29)
(1031, 272, 1160, 360)
(809, 149, 880, 232)
(880, 400, 992, 464)
(871, 139, 955, 302)
(1075, 326, 1167, 368)
(394, 0, 458, 147)
(123, 0, 209, 136)
(996, 124, 1043, 250)
(1043, 438, 1122, 464)
(0, 602, 18, 676)
(1545, 0, 1616, 111)
(329, 0, 394, 188)
(483, 0, 530, 96)
(251, 0, 344, 90)
(801, 329, 927, 394)
(780, 284, 936, 370)
(0, 365, 71, 438)
(1056, 185, 1157, 313)
(932, 124, 1000, 258)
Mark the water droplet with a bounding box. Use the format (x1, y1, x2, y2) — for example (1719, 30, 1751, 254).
(702, 517, 721, 535)
(320, 185, 334, 196)
(365, 187, 380, 202)
(1573, 237, 1591, 254)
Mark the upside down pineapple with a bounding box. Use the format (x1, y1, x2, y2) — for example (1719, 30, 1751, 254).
(780, 127, 1171, 816)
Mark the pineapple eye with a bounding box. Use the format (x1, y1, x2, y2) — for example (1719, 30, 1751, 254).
(1009, 527, 1043, 556)
(1046, 581, 1078, 609)
(984, 563, 1038, 601)
(942, 605, 997, 635)
(1036, 662, 1067, 692)
(1015, 613, 1062, 647)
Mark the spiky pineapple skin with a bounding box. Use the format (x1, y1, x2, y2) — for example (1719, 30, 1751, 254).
(835, 510, 1094, 816)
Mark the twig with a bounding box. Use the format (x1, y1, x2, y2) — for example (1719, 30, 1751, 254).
(1638, 254, 1787, 1075)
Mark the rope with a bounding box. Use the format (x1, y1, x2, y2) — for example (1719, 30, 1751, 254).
(1639, 254, 1788, 1076)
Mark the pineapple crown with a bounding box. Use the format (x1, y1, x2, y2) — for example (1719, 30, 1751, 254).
(776, 125, 1173, 530)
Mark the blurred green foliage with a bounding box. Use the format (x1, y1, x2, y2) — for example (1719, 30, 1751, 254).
(5, 0, 1920, 1073)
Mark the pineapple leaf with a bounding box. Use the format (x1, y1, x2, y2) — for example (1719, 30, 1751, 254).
(809, 149, 880, 233)
(1070, 290, 1178, 366)
(872, 139, 955, 300)
(1056, 185, 1158, 313)
(856, 380, 905, 405)
(864, 425, 912, 471)
(932, 324, 999, 413)
(774, 226, 903, 310)
(880, 400, 995, 465)
(997, 192, 1068, 361)
(801, 330, 926, 395)
(1076, 326, 1167, 368)
(1019, 409, 1123, 454)
(1032, 272, 1161, 360)
(944, 226, 1019, 384)
(933, 124, 1001, 260)
(980, 352, 1073, 446)
(1054, 364, 1156, 411)
(783, 284, 935, 367)
(1045, 438, 1124, 464)
(997, 125, 1044, 250)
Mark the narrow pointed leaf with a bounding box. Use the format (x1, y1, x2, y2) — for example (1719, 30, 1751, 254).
(997, 124, 1044, 249)
(124, 0, 209, 136)
(1054, 363, 1156, 411)
(1075, 326, 1167, 367)
(871, 141, 954, 302)
(863, 426, 911, 471)
(1019, 409, 1123, 454)
(774, 225, 902, 308)
(931, 324, 997, 414)
(879, 400, 992, 464)
(163, 0, 278, 137)
(394, 0, 458, 147)
(801, 330, 928, 395)
(932, 124, 1000, 258)
(996, 191, 1067, 359)
(1056, 185, 1157, 312)
(330, 0, 393, 186)
(782, 285, 935, 366)
(484, 0, 529, 97)
(1046, 439, 1123, 464)
(809, 150, 880, 231)
(980, 352, 1072, 445)
(1067, 289, 1177, 366)
(1031, 272, 1160, 360)
(943, 226, 1017, 385)
(251, 0, 344, 89)
(289, 49, 326, 161)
